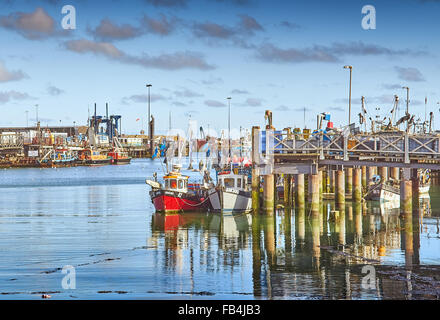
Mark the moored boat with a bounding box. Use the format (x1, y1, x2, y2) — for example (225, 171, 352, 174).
(78, 148, 112, 166)
(207, 166, 252, 213)
(146, 165, 209, 213)
(108, 150, 131, 165)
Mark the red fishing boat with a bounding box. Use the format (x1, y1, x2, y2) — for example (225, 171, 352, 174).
(108, 149, 131, 165)
(146, 165, 209, 213)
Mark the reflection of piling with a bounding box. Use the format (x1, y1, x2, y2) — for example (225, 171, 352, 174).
(296, 206, 305, 245)
(251, 214, 262, 296)
(295, 174, 305, 208)
(311, 211, 321, 268)
(252, 168, 260, 213)
(264, 215, 276, 265)
(353, 167, 362, 202)
(309, 173, 320, 213)
(361, 166, 367, 190)
(263, 174, 275, 214)
(345, 168, 353, 194)
(338, 206, 346, 245)
(336, 169, 345, 208)
(354, 203, 362, 242)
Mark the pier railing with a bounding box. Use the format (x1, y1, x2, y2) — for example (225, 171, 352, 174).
(267, 130, 440, 163)
(0, 133, 24, 149)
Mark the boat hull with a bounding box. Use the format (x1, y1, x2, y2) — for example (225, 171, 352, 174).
(83, 158, 112, 166)
(112, 157, 132, 165)
(150, 189, 208, 213)
(208, 188, 252, 213)
(419, 184, 430, 194)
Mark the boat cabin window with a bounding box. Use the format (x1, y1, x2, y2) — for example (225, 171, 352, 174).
(237, 178, 242, 188)
(164, 179, 169, 189)
(223, 178, 235, 188)
(178, 180, 184, 189)
(170, 179, 177, 189)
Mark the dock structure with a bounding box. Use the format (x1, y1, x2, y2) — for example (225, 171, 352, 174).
(251, 121, 440, 214)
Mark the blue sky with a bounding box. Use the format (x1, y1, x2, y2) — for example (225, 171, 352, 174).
(0, 0, 439, 135)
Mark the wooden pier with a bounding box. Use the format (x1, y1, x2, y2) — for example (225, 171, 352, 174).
(251, 120, 440, 214)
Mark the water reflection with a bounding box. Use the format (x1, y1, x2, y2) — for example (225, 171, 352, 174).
(149, 194, 440, 299)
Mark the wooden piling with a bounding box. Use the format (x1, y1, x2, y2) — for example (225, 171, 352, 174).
(318, 170, 323, 203)
(263, 174, 275, 214)
(309, 173, 320, 212)
(361, 166, 367, 190)
(336, 169, 345, 208)
(390, 167, 400, 181)
(252, 168, 260, 213)
(283, 174, 290, 207)
(400, 179, 412, 213)
(353, 167, 362, 202)
(379, 167, 388, 182)
(367, 166, 375, 187)
(346, 168, 353, 194)
(295, 174, 305, 208)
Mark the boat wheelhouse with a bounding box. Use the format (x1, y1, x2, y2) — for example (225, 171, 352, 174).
(146, 166, 209, 213)
(207, 168, 252, 213)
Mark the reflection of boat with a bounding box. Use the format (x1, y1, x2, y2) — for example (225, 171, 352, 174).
(207, 167, 252, 213)
(379, 199, 400, 215)
(146, 165, 209, 213)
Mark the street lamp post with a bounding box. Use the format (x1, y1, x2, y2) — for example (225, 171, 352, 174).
(344, 65, 353, 127)
(146, 84, 152, 139)
(35, 104, 39, 125)
(227, 97, 232, 158)
(403, 86, 410, 132)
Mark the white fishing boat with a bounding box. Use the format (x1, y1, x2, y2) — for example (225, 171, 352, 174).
(207, 168, 252, 213)
(418, 169, 431, 195)
(366, 168, 431, 202)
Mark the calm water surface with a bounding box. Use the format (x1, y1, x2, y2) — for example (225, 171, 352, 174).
(0, 158, 439, 299)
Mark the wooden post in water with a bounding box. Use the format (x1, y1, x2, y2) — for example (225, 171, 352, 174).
(330, 169, 335, 193)
(283, 174, 290, 207)
(361, 166, 367, 190)
(295, 174, 305, 208)
(263, 174, 275, 214)
(353, 167, 362, 202)
(252, 168, 260, 213)
(379, 167, 388, 182)
(345, 168, 353, 195)
(367, 166, 375, 187)
(251, 126, 260, 213)
(336, 169, 345, 208)
(411, 169, 420, 205)
(391, 167, 400, 181)
(400, 177, 412, 213)
(309, 173, 320, 213)
(318, 170, 323, 202)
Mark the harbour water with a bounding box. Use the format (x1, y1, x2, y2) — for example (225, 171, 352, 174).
(1, 158, 440, 299)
